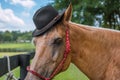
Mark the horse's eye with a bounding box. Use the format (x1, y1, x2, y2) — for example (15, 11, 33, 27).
(53, 38, 63, 45)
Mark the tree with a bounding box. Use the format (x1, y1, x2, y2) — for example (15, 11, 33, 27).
(53, 0, 120, 30)
(11, 31, 21, 41)
(0, 31, 4, 42)
(103, 0, 120, 29)
(3, 31, 13, 42)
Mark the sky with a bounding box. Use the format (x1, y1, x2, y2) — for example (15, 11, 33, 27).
(0, 0, 54, 32)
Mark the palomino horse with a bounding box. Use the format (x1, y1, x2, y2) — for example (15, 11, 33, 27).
(25, 4, 120, 80)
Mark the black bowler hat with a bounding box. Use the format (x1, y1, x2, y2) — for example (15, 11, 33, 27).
(32, 5, 65, 37)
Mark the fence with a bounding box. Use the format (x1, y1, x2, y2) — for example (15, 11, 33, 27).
(0, 52, 35, 80)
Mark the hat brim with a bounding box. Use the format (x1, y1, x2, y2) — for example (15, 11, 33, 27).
(32, 10, 65, 37)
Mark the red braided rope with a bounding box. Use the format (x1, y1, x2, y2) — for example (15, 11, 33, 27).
(27, 27, 70, 80)
(27, 66, 50, 80)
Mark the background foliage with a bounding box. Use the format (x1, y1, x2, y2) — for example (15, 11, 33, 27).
(0, 31, 32, 42)
(0, 31, 33, 52)
(53, 0, 120, 30)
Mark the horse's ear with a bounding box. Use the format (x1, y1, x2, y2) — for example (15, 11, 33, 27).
(63, 3, 72, 22)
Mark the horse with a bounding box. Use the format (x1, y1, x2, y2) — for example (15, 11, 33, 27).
(25, 4, 120, 80)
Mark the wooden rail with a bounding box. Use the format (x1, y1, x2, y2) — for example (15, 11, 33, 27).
(0, 52, 35, 80)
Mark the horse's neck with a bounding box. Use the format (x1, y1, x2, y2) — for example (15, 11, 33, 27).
(69, 22, 120, 80)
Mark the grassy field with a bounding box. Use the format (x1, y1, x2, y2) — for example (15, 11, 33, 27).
(0, 67, 19, 80)
(0, 52, 26, 58)
(0, 43, 89, 80)
(54, 64, 89, 80)
(0, 42, 34, 49)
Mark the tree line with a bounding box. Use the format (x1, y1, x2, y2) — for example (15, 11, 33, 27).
(0, 31, 32, 43)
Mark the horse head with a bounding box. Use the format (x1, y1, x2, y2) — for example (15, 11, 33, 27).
(25, 4, 72, 80)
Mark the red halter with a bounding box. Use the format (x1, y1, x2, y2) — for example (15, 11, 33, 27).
(27, 26, 70, 80)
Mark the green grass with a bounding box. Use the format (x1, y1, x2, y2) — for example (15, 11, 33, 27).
(0, 52, 25, 58)
(0, 43, 34, 49)
(54, 64, 89, 80)
(0, 67, 20, 80)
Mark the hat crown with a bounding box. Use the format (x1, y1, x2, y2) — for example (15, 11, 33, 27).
(33, 5, 58, 30)
(32, 5, 65, 37)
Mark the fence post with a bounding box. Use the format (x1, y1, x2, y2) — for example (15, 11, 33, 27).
(19, 54, 30, 80)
